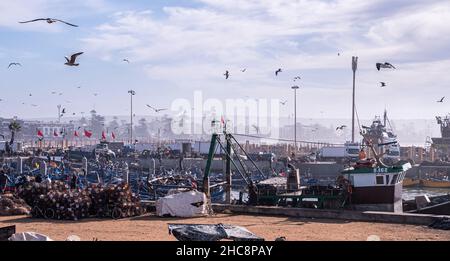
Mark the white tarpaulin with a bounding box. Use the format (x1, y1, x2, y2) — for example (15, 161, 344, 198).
(9, 232, 53, 241)
(156, 190, 208, 217)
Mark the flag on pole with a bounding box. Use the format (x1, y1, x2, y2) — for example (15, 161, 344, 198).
(111, 132, 116, 140)
(37, 129, 44, 137)
(102, 131, 106, 140)
(84, 130, 92, 138)
(53, 130, 59, 137)
(74, 131, 79, 137)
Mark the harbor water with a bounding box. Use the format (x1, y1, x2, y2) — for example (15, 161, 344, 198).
(403, 187, 450, 201)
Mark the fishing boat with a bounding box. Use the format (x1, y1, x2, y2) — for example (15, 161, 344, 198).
(340, 128, 411, 212)
(420, 178, 450, 188)
(403, 177, 420, 187)
(341, 161, 411, 212)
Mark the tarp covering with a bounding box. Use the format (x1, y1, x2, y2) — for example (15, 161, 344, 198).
(9, 232, 53, 241)
(429, 217, 450, 230)
(168, 223, 264, 241)
(156, 190, 207, 217)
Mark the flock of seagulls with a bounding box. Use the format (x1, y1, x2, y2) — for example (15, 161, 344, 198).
(376, 61, 396, 88)
(223, 67, 284, 79)
(2, 17, 127, 115)
(4, 16, 446, 126)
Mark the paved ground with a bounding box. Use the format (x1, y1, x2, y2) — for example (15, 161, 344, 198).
(2, 213, 450, 241)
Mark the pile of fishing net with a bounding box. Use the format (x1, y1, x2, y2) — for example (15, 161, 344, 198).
(16, 181, 143, 220)
(0, 194, 31, 216)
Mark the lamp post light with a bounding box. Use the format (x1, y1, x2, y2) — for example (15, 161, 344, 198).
(128, 90, 136, 145)
(291, 85, 300, 152)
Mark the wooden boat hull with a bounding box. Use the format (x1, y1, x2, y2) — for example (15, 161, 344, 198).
(403, 177, 420, 187)
(421, 179, 450, 188)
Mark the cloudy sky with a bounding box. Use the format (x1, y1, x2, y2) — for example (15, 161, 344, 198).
(0, 0, 449, 121)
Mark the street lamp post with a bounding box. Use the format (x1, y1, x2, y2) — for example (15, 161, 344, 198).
(352, 56, 358, 143)
(128, 90, 136, 145)
(291, 85, 300, 152)
(57, 105, 61, 123)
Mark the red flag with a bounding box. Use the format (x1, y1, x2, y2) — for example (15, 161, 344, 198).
(221, 116, 225, 124)
(102, 131, 106, 140)
(111, 132, 116, 140)
(53, 130, 59, 137)
(84, 130, 92, 138)
(37, 129, 44, 137)
(74, 131, 79, 137)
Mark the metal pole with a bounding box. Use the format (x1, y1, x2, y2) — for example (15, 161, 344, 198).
(57, 105, 61, 123)
(292, 86, 300, 152)
(352, 56, 358, 143)
(225, 134, 232, 204)
(128, 90, 135, 145)
(130, 94, 133, 145)
(294, 89, 297, 150)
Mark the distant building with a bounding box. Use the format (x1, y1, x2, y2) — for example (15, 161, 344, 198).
(432, 115, 450, 161)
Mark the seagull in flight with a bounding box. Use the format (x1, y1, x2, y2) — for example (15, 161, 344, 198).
(293, 76, 301, 81)
(241, 68, 246, 72)
(437, 97, 445, 103)
(19, 18, 78, 27)
(380, 82, 386, 87)
(252, 125, 260, 134)
(93, 93, 98, 96)
(62, 108, 66, 114)
(224, 70, 230, 79)
(146, 104, 167, 113)
(64, 52, 83, 66)
(31, 104, 38, 107)
(280, 100, 287, 105)
(275, 68, 282, 76)
(376, 62, 396, 71)
(123, 59, 130, 63)
(336, 125, 347, 131)
(8, 62, 21, 68)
